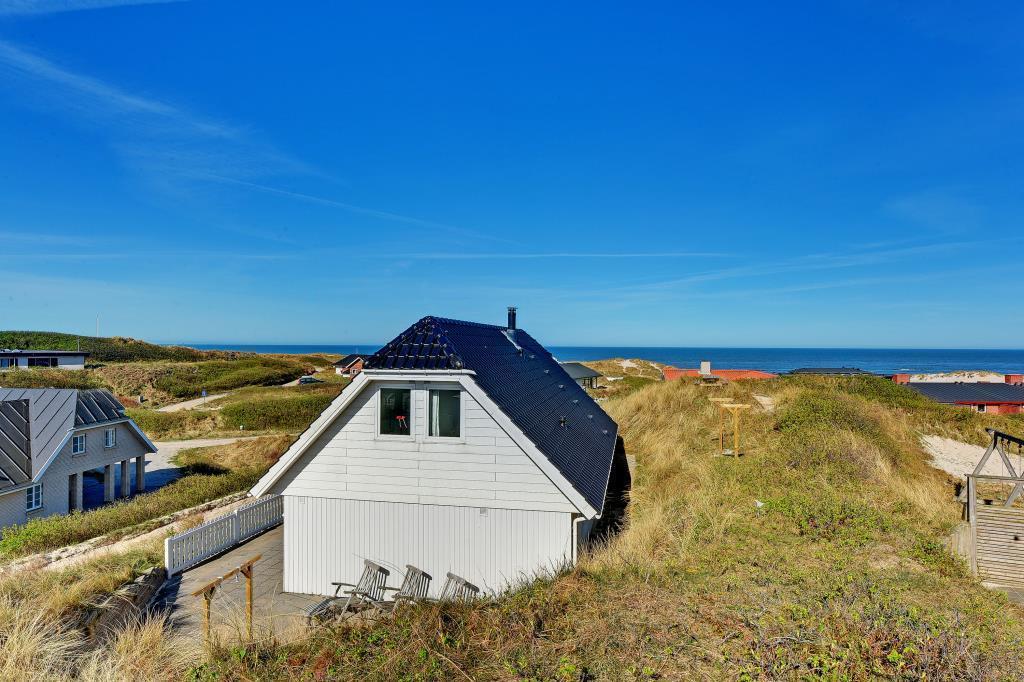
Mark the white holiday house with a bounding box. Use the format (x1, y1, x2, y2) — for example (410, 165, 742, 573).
(251, 310, 628, 597)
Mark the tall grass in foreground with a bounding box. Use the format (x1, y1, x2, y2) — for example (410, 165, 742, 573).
(200, 376, 1024, 680)
(0, 542, 198, 681)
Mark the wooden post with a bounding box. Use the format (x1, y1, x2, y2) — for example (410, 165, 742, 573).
(709, 397, 730, 453)
(967, 475, 978, 576)
(722, 404, 751, 456)
(241, 562, 255, 641)
(197, 586, 215, 647)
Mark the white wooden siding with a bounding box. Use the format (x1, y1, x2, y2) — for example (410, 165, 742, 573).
(272, 380, 575, 513)
(283, 496, 573, 596)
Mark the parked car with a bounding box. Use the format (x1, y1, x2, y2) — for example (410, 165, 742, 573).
(299, 375, 323, 385)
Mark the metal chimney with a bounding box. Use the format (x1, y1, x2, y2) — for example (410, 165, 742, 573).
(507, 306, 517, 331)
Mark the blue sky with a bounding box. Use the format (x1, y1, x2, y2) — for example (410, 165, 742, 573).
(0, 1, 1021, 348)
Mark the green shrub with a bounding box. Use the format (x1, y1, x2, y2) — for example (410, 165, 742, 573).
(0, 331, 216, 362)
(0, 468, 262, 560)
(221, 394, 333, 431)
(125, 408, 220, 439)
(0, 368, 104, 389)
(153, 358, 305, 398)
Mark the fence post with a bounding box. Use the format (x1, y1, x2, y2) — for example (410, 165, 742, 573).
(967, 475, 977, 576)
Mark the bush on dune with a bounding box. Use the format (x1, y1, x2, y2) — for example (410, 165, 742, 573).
(0, 368, 105, 390)
(221, 394, 334, 431)
(202, 376, 1024, 680)
(153, 358, 305, 398)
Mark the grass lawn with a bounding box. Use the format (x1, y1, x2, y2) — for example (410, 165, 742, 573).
(201, 374, 1024, 680)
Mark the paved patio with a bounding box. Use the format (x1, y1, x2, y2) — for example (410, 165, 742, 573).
(154, 525, 322, 644)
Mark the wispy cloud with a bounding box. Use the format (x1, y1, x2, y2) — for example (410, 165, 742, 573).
(0, 40, 512, 244)
(192, 174, 518, 245)
(358, 251, 730, 260)
(0, 0, 184, 17)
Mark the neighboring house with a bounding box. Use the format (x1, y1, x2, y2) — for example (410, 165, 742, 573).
(904, 382, 1024, 415)
(252, 310, 630, 597)
(560, 361, 602, 389)
(663, 361, 777, 382)
(790, 367, 873, 376)
(333, 354, 369, 376)
(0, 349, 88, 370)
(0, 388, 156, 528)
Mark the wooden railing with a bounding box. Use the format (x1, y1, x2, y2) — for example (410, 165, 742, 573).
(966, 474, 1024, 588)
(165, 495, 283, 576)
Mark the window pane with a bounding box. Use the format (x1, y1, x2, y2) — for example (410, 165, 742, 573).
(379, 388, 411, 435)
(429, 390, 460, 437)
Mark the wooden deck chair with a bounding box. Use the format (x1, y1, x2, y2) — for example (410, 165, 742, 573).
(306, 560, 391, 624)
(437, 572, 480, 601)
(382, 565, 433, 609)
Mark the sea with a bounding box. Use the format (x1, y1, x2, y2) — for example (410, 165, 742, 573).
(183, 344, 1024, 376)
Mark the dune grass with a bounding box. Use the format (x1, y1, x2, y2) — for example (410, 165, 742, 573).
(0, 367, 105, 389)
(200, 375, 1024, 680)
(0, 540, 198, 680)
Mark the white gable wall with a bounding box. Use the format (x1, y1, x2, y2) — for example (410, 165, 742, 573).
(283, 496, 573, 596)
(270, 378, 576, 513)
(267, 375, 585, 596)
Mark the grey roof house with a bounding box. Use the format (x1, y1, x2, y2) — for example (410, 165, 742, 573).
(252, 309, 630, 597)
(560, 361, 602, 389)
(0, 349, 88, 370)
(0, 388, 156, 528)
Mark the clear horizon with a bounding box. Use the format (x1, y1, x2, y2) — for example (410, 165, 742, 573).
(2, 2, 1022, 347)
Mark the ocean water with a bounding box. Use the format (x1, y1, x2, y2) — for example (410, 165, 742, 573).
(184, 344, 1024, 375)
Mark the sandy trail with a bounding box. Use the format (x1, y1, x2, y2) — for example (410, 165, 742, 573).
(921, 435, 1021, 479)
(158, 394, 228, 412)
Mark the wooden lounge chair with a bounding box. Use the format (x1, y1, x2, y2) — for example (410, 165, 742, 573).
(381, 564, 433, 609)
(436, 572, 480, 601)
(306, 559, 391, 624)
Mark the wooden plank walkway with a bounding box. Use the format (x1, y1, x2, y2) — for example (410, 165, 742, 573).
(154, 526, 321, 644)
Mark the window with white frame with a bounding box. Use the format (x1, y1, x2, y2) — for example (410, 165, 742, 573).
(104, 428, 116, 448)
(72, 433, 86, 455)
(379, 388, 412, 436)
(428, 389, 461, 438)
(25, 483, 42, 512)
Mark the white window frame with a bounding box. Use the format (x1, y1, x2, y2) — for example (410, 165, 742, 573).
(26, 483, 42, 512)
(104, 427, 116, 448)
(424, 386, 466, 442)
(376, 385, 415, 441)
(72, 433, 87, 455)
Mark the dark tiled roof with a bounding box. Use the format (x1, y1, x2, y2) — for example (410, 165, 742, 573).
(366, 317, 618, 513)
(560, 362, 602, 380)
(0, 388, 127, 491)
(790, 367, 873, 375)
(907, 382, 1024, 405)
(333, 354, 369, 368)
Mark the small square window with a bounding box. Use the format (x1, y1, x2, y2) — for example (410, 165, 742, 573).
(429, 389, 461, 438)
(379, 388, 412, 436)
(104, 428, 116, 448)
(26, 483, 42, 512)
(72, 434, 86, 455)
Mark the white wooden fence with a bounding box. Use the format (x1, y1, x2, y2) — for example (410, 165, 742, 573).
(164, 495, 283, 575)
